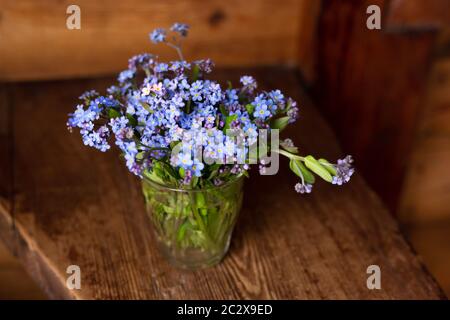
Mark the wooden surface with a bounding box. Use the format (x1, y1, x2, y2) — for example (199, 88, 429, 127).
(0, 241, 46, 299)
(387, 0, 450, 30)
(0, 0, 318, 81)
(316, 0, 436, 211)
(405, 220, 450, 297)
(0, 67, 445, 299)
(398, 30, 450, 296)
(399, 30, 450, 223)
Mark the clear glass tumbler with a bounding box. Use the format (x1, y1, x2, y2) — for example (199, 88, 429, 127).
(142, 175, 244, 269)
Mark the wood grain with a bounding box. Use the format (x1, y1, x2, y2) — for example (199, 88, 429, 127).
(315, 0, 436, 211)
(386, 0, 450, 31)
(296, 0, 322, 84)
(0, 68, 445, 299)
(0, 0, 317, 81)
(399, 51, 450, 223)
(0, 241, 46, 299)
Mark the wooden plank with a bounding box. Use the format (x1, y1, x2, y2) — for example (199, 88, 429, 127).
(296, 0, 322, 84)
(386, 0, 450, 31)
(315, 0, 436, 211)
(0, 68, 445, 299)
(0, 84, 12, 215)
(0, 0, 313, 81)
(404, 221, 450, 296)
(0, 242, 46, 299)
(399, 56, 450, 223)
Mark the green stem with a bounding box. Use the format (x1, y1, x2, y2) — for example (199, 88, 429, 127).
(167, 42, 184, 61)
(189, 193, 216, 251)
(274, 148, 304, 161)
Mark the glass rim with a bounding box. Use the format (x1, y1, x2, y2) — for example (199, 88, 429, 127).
(142, 172, 245, 192)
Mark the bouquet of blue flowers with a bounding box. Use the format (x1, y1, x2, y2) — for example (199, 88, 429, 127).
(67, 23, 354, 268)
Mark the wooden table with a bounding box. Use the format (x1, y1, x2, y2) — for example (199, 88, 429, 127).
(0, 67, 445, 299)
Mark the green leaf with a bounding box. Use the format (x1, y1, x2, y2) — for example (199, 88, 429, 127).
(143, 169, 164, 184)
(289, 159, 315, 184)
(126, 113, 137, 126)
(177, 221, 189, 242)
(299, 162, 315, 184)
(185, 99, 192, 114)
(304, 155, 333, 182)
(170, 141, 180, 150)
(219, 104, 228, 116)
(192, 64, 200, 82)
(223, 114, 238, 131)
(141, 102, 152, 113)
(245, 103, 255, 115)
(195, 192, 206, 208)
(318, 158, 337, 175)
(282, 145, 298, 154)
(207, 168, 219, 180)
(108, 108, 121, 119)
(280, 140, 298, 154)
(270, 116, 290, 130)
(289, 159, 301, 177)
(179, 167, 185, 178)
(191, 176, 199, 188)
(135, 151, 145, 161)
(161, 162, 178, 181)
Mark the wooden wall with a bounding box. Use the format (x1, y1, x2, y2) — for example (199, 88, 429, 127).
(0, 0, 318, 81)
(399, 30, 450, 223)
(387, 0, 450, 30)
(315, 0, 436, 211)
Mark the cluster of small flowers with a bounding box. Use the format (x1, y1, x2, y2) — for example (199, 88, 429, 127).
(293, 155, 355, 194)
(67, 23, 353, 192)
(67, 96, 119, 152)
(67, 24, 299, 185)
(332, 155, 354, 185)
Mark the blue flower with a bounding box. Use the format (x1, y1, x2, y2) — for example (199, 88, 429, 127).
(178, 78, 190, 90)
(190, 80, 203, 92)
(191, 91, 203, 102)
(82, 125, 110, 152)
(179, 152, 193, 169)
(128, 53, 155, 70)
(194, 59, 214, 73)
(79, 90, 98, 100)
(109, 116, 129, 134)
(118, 70, 134, 83)
(150, 28, 166, 43)
(225, 89, 238, 104)
(287, 98, 299, 123)
(67, 105, 89, 128)
(191, 158, 204, 177)
(171, 95, 185, 108)
(170, 23, 189, 37)
(244, 122, 257, 138)
(332, 155, 354, 185)
(154, 63, 169, 73)
(269, 89, 284, 103)
(253, 103, 270, 120)
(170, 61, 190, 73)
(240, 76, 255, 86)
(295, 182, 312, 194)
